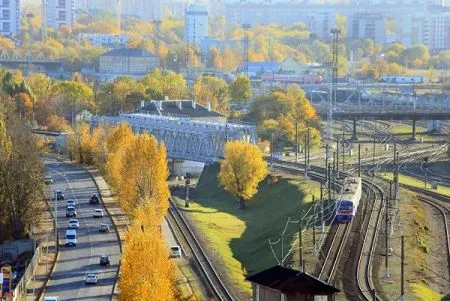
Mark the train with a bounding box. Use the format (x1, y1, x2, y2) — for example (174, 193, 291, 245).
(335, 177, 362, 223)
(379, 75, 424, 84)
(260, 72, 323, 84)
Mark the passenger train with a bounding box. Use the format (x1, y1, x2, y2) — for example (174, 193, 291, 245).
(335, 177, 362, 223)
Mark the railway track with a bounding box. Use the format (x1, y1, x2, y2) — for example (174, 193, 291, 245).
(273, 160, 386, 300)
(166, 197, 234, 301)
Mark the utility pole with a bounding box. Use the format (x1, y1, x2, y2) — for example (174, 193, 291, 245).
(385, 195, 390, 278)
(358, 143, 361, 178)
(299, 211, 304, 271)
(304, 132, 308, 178)
(342, 131, 345, 173)
(312, 195, 316, 253)
(271, 133, 274, 170)
(328, 163, 332, 204)
(393, 144, 399, 207)
(336, 136, 339, 177)
(400, 235, 405, 301)
(295, 122, 299, 163)
(307, 126, 311, 169)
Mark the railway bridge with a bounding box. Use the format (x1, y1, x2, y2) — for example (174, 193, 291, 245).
(91, 113, 257, 163)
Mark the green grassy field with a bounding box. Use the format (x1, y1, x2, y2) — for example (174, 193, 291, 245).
(379, 172, 450, 196)
(175, 164, 321, 296)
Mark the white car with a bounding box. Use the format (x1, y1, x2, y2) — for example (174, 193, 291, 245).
(66, 199, 77, 207)
(85, 273, 98, 285)
(170, 246, 182, 258)
(44, 297, 58, 301)
(67, 219, 79, 229)
(93, 209, 104, 218)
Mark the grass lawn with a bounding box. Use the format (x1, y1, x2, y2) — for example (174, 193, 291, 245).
(378, 172, 450, 196)
(175, 164, 321, 296)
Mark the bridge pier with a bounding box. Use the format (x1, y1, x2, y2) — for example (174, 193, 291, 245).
(351, 118, 358, 141)
(412, 120, 416, 140)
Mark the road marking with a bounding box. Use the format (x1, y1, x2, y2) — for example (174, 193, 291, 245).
(47, 161, 95, 300)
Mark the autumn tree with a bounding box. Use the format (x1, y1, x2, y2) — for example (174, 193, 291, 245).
(116, 133, 170, 215)
(119, 203, 176, 301)
(67, 122, 96, 164)
(229, 75, 252, 102)
(0, 109, 44, 240)
(105, 122, 135, 186)
(194, 76, 230, 113)
(218, 141, 268, 209)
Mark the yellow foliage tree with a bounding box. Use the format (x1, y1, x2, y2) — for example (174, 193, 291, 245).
(117, 133, 169, 216)
(218, 141, 268, 209)
(67, 123, 96, 164)
(105, 123, 135, 187)
(119, 203, 176, 301)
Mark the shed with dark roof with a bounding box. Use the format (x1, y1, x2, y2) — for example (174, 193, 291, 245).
(246, 265, 339, 301)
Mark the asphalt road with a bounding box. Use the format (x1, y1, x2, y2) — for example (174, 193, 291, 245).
(42, 158, 120, 301)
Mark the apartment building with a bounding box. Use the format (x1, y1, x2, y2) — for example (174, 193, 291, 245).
(347, 13, 386, 45)
(0, 0, 20, 36)
(43, 0, 74, 29)
(184, 5, 208, 45)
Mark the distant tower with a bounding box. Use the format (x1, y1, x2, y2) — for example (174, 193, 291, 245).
(243, 24, 251, 77)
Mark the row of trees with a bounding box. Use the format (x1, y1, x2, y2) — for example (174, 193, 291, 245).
(0, 97, 44, 241)
(66, 122, 176, 300)
(4, 70, 252, 131)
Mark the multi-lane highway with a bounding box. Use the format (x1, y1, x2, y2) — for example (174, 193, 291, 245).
(42, 158, 120, 300)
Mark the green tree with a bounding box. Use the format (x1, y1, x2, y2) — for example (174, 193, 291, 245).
(53, 80, 94, 122)
(229, 75, 252, 102)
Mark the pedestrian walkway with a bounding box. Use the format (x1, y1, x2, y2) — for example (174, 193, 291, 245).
(25, 194, 58, 300)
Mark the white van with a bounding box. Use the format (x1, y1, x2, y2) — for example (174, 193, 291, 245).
(65, 229, 77, 246)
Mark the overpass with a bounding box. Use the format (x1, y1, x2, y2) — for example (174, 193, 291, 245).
(313, 92, 450, 140)
(91, 113, 257, 163)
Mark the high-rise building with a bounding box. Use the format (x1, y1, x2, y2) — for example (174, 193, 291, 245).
(347, 13, 386, 45)
(306, 13, 336, 41)
(0, 0, 20, 36)
(74, 0, 162, 21)
(184, 5, 208, 44)
(43, 0, 75, 29)
(422, 7, 450, 52)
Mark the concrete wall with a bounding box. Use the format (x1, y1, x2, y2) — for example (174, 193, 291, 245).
(0, 239, 34, 260)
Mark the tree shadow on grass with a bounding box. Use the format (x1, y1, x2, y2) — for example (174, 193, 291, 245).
(189, 163, 315, 278)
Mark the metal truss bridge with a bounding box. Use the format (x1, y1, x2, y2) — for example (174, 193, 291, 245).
(0, 49, 63, 70)
(91, 114, 257, 163)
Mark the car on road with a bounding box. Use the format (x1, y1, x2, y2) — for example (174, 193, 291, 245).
(65, 230, 77, 247)
(67, 219, 79, 229)
(89, 193, 100, 204)
(66, 199, 77, 207)
(44, 176, 53, 185)
(99, 255, 110, 266)
(93, 209, 104, 218)
(66, 206, 77, 218)
(170, 246, 182, 258)
(99, 224, 110, 232)
(44, 297, 59, 301)
(55, 190, 64, 200)
(85, 273, 98, 285)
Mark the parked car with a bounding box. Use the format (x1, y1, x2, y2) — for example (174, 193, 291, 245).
(85, 273, 98, 285)
(66, 206, 77, 218)
(44, 176, 53, 185)
(55, 190, 64, 200)
(93, 209, 104, 218)
(99, 224, 110, 232)
(89, 193, 100, 205)
(67, 219, 79, 229)
(170, 246, 182, 258)
(99, 255, 110, 266)
(66, 199, 77, 207)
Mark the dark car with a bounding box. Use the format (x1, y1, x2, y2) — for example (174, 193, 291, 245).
(99, 255, 110, 266)
(55, 190, 64, 200)
(89, 193, 100, 205)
